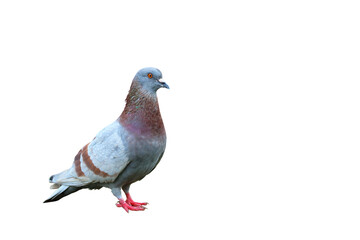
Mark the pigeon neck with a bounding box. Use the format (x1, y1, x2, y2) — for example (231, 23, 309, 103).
(119, 82, 165, 137)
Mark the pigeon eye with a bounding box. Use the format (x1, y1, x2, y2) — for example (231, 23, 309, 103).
(147, 73, 153, 78)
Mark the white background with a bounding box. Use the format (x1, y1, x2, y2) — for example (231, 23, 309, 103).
(0, 1, 359, 239)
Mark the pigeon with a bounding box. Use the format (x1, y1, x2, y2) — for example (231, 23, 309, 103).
(44, 67, 169, 212)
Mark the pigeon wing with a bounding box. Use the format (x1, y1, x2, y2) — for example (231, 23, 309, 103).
(52, 121, 130, 187)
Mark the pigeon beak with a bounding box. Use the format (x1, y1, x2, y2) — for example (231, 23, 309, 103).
(160, 81, 170, 89)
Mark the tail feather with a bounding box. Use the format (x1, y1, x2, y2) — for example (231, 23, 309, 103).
(44, 185, 81, 203)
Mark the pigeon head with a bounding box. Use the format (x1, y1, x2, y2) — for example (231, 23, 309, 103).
(133, 67, 169, 93)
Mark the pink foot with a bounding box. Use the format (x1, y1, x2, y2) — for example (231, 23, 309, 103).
(125, 192, 148, 207)
(116, 199, 146, 213)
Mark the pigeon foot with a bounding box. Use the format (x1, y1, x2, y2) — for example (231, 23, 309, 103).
(116, 199, 146, 212)
(125, 192, 148, 206)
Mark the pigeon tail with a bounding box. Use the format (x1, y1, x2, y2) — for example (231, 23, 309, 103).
(44, 185, 81, 203)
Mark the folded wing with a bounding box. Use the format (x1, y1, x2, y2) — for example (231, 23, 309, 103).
(50, 121, 130, 187)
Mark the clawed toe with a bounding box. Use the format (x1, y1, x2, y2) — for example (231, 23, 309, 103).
(116, 199, 146, 212)
(125, 192, 148, 207)
(126, 199, 148, 206)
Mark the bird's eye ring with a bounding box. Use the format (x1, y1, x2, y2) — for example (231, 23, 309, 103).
(147, 73, 153, 78)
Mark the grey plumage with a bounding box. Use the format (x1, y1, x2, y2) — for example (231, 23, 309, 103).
(44, 67, 169, 212)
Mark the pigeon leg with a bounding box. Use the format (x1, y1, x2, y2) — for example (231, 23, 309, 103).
(111, 187, 145, 212)
(125, 192, 148, 206)
(122, 184, 148, 206)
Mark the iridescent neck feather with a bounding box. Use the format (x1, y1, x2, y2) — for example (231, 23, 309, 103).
(119, 81, 165, 137)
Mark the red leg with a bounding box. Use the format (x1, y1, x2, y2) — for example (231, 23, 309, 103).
(116, 199, 146, 213)
(125, 192, 148, 206)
